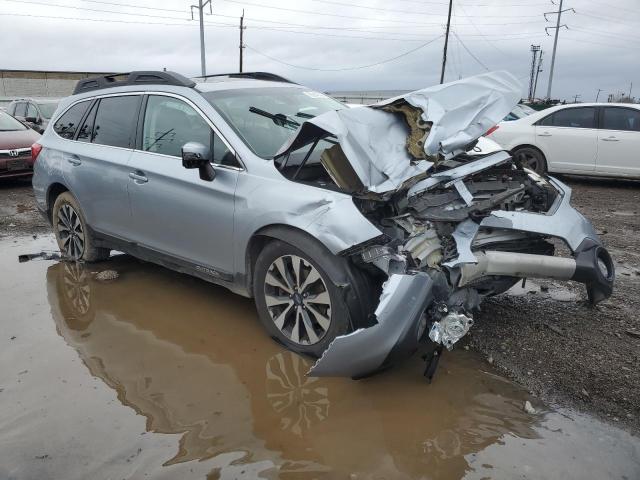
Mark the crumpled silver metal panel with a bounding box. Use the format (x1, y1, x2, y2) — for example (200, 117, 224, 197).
(276, 72, 521, 194)
(480, 177, 600, 252)
(308, 272, 434, 378)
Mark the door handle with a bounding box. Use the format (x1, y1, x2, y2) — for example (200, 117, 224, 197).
(129, 171, 148, 183)
(66, 155, 81, 166)
(538, 132, 552, 137)
(601, 136, 619, 142)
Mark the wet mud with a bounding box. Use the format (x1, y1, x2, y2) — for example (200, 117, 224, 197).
(1, 235, 639, 479)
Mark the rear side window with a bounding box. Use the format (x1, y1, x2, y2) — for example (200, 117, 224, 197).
(53, 101, 91, 139)
(539, 107, 596, 129)
(14, 102, 27, 117)
(602, 107, 640, 132)
(26, 103, 38, 119)
(92, 96, 141, 148)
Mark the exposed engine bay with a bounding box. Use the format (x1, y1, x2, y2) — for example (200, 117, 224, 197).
(273, 71, 615, 380)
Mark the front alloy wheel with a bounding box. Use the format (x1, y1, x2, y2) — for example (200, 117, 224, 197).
(263, 255, 332, 346)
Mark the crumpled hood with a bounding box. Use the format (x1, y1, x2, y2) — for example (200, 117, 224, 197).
(276, 71, 522, 195)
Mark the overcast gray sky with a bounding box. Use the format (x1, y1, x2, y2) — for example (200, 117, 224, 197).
(0, 0, 638, 101)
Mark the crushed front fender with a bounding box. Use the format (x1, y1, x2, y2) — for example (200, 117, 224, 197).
(308, 272, 434, 378)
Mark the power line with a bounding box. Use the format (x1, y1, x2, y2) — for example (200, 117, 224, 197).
(245, 35, 443, 71)
(452, 32, 490, 71)
(219, 0, 547, 26)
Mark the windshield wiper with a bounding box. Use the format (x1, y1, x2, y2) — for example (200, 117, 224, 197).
(295, 111, 315, 119)
(249, 106, 300, 130)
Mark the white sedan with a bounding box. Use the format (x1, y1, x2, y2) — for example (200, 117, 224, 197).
(486, 103, 640, 178)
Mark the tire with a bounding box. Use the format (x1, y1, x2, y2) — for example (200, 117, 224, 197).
(253, 238, 368, 357)
(52, 191, 110, 262)
(512, 146, 547, 175)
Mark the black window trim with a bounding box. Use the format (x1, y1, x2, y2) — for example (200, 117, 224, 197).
(53, 91, 244, 172)
(598, 105, 640, 132)
(535, 106, 598, 129)
(52, 99, 92, 141)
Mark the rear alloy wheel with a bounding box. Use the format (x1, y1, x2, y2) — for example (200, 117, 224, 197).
(513, 147, 547, 175)
(253, 239, 356, 357)
(52, 192, 110, 262)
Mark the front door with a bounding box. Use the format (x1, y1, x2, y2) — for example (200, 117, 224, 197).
(127, 94, 240, 277)
(596, 106, 640, 177)
(535, 106, 598, 172)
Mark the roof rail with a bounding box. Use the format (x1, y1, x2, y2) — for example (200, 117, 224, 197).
(73, 71, 196, 95)
(194, 72, 297, 84)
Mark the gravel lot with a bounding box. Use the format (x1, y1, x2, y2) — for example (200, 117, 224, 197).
(1, 175, 638, 434)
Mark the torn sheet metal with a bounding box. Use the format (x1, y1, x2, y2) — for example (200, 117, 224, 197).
(308, 272, 434, 378)
(376, 71, 521, 159)
(480, 177, 600, 252)
(276, 72, 521, 194)
(407, 150, 511, 198)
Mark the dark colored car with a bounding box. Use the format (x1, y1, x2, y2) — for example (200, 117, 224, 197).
(7, 98, 59, 134)
(0, 110, 41, 179)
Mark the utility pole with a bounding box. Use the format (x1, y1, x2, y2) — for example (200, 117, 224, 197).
(573, 94, 581, 103)
(532, 49, 543, 101)
(629, 82, 633, 100)
(595, 88, 602, 102)
(544, 0, 574, 100)
(528, 45, 541, 102)
(191, 0, 212, 77)
(239, 9, 246, 72)
(440, 0, 453, 84)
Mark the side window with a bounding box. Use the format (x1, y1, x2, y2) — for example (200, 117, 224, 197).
(53, 101, 91, 140)
(76, 102, 98, 143)
(14, 102, 27, 117)
(26, 103, 38, 119)
(537, 114, 554, 126)
(142, 95, 236, 166)
(92, 95, 140, 148)
(602, 108, 640, 132)
(550, 107, 596, 128)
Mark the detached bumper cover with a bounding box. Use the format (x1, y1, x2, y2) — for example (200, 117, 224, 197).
(308, 272, 434, 378)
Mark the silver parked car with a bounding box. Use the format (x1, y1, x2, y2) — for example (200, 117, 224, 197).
(32, 71, 614, 379)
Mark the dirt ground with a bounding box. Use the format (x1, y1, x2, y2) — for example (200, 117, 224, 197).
(1, 174, 639, 436)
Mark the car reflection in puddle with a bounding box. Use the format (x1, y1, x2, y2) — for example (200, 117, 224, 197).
(46, 256, 550, 478)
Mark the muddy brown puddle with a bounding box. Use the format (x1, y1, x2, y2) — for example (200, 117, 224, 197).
(1, 235, 638, 480)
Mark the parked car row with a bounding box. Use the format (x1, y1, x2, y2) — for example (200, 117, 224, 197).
(0, 110, 41, 179)
(6, 98, 60, 133)
(487, 103, 640, 178)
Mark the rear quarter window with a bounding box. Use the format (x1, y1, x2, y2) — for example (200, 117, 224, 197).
(53, 101, 91, 139)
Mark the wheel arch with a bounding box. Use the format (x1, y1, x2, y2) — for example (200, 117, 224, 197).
(244, 224, 376, 328)
(46, 182, 70, 222)
(244, 224, 337, 296)
(510, 144, 549, 169)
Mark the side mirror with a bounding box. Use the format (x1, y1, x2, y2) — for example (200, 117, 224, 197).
(181, 142, 215, 181)
(25, 116, 38, 123)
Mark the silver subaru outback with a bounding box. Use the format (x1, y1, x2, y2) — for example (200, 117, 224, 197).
(32, 70, 614, 379)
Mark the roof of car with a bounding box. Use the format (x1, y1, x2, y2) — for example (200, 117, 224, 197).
(10, 97, 60, 103)
(195, 78, 303, 93)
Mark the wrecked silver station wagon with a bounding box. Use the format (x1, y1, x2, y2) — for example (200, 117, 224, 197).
(33, 70, 614, 380)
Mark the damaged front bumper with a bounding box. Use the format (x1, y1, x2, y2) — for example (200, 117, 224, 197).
(309, 272, 434, 378)
(310, 175, 614, 379)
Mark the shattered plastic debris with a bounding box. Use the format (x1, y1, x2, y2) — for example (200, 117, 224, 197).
(429, 312, 474, 350)
(523, 401, 537, 414)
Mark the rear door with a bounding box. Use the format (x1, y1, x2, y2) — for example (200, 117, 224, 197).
(534, 106, 598, 172)
(58, 94, 140, 238)
(126, 93, 240, 276)
(596, 106, 640, 177)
